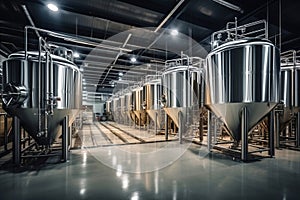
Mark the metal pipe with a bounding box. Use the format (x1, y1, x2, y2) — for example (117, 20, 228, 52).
(268, 111, 275, 156)
(22, 5, 40, 38)
(154, 0, 185, 32)
(241, 107, 248, 161)
(13, 116, 21, 165)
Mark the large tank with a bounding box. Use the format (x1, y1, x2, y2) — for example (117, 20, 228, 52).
(280, 51, 300, 127)
(124, 90, 133, 123)
(2, 51, 82, 145)
(143, 78, 162, 128)
(112, 97, 120, 123)
(205, 38, 280, 142)
(162, 57, 201, 128)
(131, 86, 146, 125)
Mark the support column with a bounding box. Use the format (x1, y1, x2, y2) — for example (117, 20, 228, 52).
(178, 111, 182, 144)
(207, 111, 212, 152)
(296, 112, 300, 147)
(155, 112, 158, 135)
(199, 108, 204, 142)
(268, 111, 275, 157)
(165, 113, 169, 141)
(241, 107, 248, 161)
(13, 116, 21, 165)
(62, 115, 69, 162)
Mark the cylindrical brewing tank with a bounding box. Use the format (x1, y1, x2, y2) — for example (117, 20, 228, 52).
(124, 91, 133, 121)
(205, 38, 280, 141)
(162, 65, 200, 128)
(143, 79, 162, 127)
(2, 51, 82, 145)
(112, 97, 120, 122)
(106, 100, 112, 113)
(120, 95, 126, 123)
(131, 86, 146, 125)
(280, 54, 300, 126)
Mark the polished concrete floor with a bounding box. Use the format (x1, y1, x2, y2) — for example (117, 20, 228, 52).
(0, 143, 300, 200)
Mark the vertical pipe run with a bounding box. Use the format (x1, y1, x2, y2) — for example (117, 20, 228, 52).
(207, 111, 212, 152)
(241, 107, 248, 161)
(62, 115, 69, 161)
(268, 111, 275, 156)
(13, 116, 21, 165)
(296, 112, 300, 147)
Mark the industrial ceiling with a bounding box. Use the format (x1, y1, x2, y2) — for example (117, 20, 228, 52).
(0, 0, 299, 102)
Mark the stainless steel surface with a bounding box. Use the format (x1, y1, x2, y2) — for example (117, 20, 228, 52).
(2, 51, 82, 145)
(131, 86, 146, 125)
(112, 97, 120, 123)
(162, 57, 202, 128)
(280, 50, 300, 126)
(143, 78, 162, 128)
(205, 38, 280, 141)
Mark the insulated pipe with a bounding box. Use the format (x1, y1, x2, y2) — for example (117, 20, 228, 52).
(241, 107, 248, 161)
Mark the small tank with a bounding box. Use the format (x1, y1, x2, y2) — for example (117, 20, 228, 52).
(131, 86, 146, 125)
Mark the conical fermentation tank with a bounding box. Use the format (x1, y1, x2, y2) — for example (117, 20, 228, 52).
(280, 50, 300, 127)
(112, 96, 120, 123)
(143, 77, 162, 128)
(205, 25, 280, 143)
(2, 51, 82, 145)
(131, 86, 146, 125)
(162, 56, 202, 129)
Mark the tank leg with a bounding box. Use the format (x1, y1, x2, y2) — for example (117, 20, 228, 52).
(4, 114, 8, 151)
(274, 111, 280, 149)
(155, 112, 158, 135)
(178, 111, 182, 144)
(199, 109, 204, 143)
(296, 112, 300, 147)
(13, 116, 21, 165)
(268, 111, 275, 157)
(207, 111, 212, 152)
(241, 107, 248, 161)
(62, 115, 69, 162)
(165, 113, 169, 141)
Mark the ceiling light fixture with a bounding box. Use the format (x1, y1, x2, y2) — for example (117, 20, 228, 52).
(73, 52, 80, 58)
(47, 3, 58, 12)
(130, 57, 137, 63)
(170, 29, 178, 36)
(212, 0, 243, 13)
(119, 72, 123, 76)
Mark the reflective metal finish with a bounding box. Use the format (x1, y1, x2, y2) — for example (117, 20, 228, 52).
(280, 57, 300, 125)
(143, 79, 162, 128)
(2, 52, 82, 145)
(112, 97, 120, 123)
(131, 86, 146, 125)
(205, 38, 280, 141)
(162, 65, 200, 128)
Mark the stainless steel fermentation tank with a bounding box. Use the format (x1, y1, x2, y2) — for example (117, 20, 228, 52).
(143, 77, 162, 130)
(162, 56, 202, 141)
(2, 51, 82, 145)
(205, 20, 280, 159)
(279, 50, 300, 147)
(112, 96, 120, 123)
(131, 86, 146, 125)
